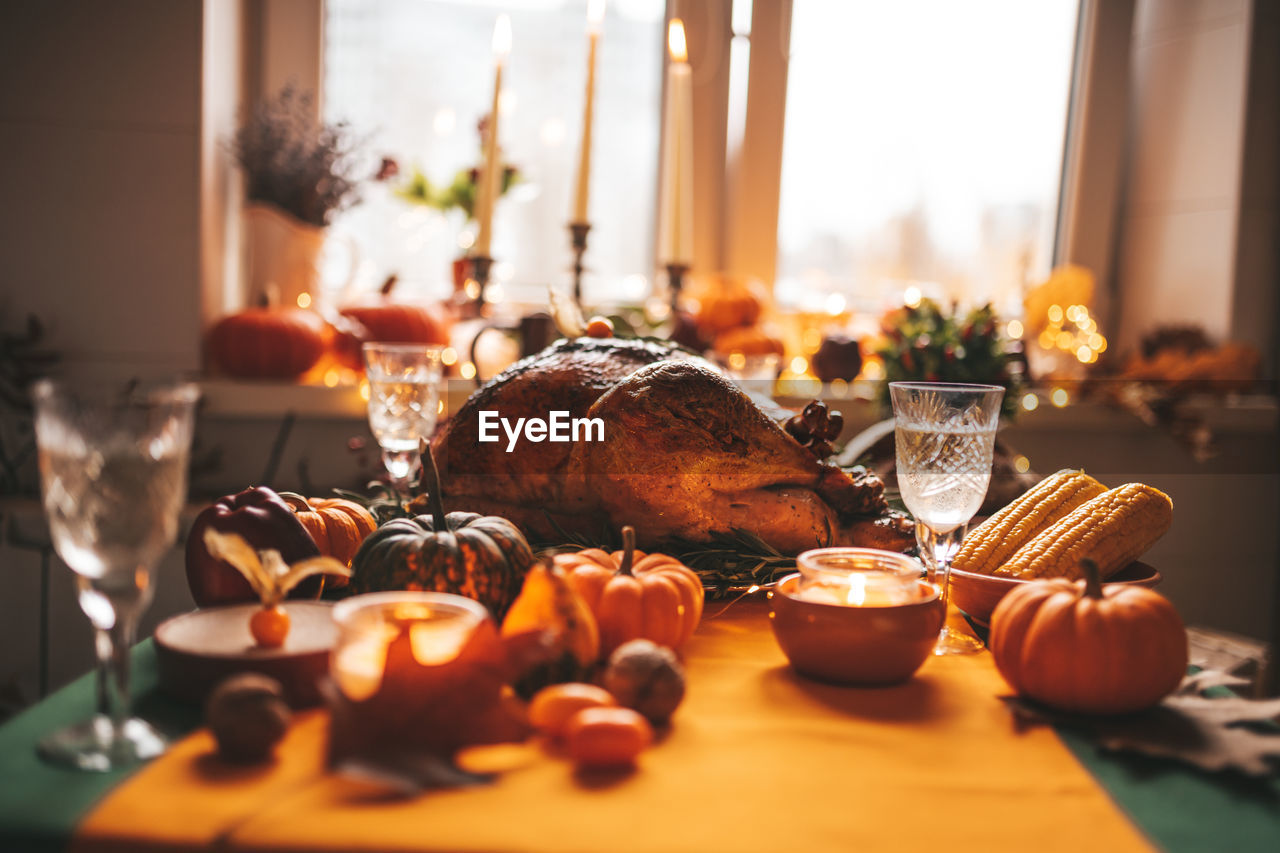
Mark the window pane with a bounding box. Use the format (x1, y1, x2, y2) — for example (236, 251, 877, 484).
(323, 0, 664, 305)
(776, 0, 1079, 318)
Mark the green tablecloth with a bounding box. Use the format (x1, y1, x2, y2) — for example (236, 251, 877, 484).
(0, 642, 1276, 853)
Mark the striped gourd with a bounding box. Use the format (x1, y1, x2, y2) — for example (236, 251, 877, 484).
(953, 469, 1106, 575)
(994, 483, 1173, 580)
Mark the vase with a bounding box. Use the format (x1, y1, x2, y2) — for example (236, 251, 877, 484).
(244, 203, 328, 309)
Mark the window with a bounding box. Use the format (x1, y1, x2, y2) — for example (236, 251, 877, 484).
(322, 0, 665, 307)
(774, 0, 1080, 319)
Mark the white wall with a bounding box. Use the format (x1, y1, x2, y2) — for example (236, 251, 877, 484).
(1114, 0, 1258, 352)
(0, 0, 207, 380)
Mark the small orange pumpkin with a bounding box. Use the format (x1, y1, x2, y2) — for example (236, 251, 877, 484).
(712, 325, 785, 357)
(280, 493, 377, 585)
(989, 558, 1187, 714)
(557, 527, 704, 656)
(207, 306, 327, 380)
(691, 275, 765, 336)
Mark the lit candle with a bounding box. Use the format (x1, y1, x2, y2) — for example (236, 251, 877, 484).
(793, 573, 920, 607)
(331, 594, 484, 703)
(475, 14, 512, 258)
(793, 548, 925, 607)
(572, 0, 605, 224)
(657, 18, 693, 266)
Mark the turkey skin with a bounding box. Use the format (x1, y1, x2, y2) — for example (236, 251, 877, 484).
(432, 338, 912, 554)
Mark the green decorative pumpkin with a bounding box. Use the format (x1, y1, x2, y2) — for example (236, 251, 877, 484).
(348, 446, 533, 618)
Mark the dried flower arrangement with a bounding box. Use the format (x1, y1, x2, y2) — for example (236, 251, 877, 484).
(231, 86, 364, 227)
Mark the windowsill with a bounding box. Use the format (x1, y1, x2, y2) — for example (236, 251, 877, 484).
(198, 377, 1277, 434)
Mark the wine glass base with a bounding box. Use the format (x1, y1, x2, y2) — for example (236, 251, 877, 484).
(37, 715, 166, 772)
(933, 625, 985, 656)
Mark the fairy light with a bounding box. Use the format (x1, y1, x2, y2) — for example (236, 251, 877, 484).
(359, 380, 371, 402)
(825, 293, 847, 315)
(460, 362, 477, 380)
(903, 286, 922, 308)
(802, 328, 823, 352)
(437, 399, 445, 415)
(862, 359, 885, 381)
(296, 293, 312, 309)
(1006, 320, 1024, 339)
(323, 368, 340, 387)
(441, 347, 458, 366)
(790, 356, 809, 375)
(728, 352, 746, 371)
(1036, 302, 1107, 365)
(1014, 455, 1031, 474)
(1021, 392, 1039, 412)
(1050, 387, 1069, 408)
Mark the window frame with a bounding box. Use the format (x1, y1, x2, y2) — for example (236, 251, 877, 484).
(246, 0, 1108, 313)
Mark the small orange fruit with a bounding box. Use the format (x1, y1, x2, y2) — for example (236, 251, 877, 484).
(585, 316, 614, 338)
(249, 605, 291, 648)
(565, 706, 653, 768)
(529, 683, 616, 736)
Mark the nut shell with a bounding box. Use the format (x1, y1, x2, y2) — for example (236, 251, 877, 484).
(206, 673, 291, 763)
(603, 639, 686, 724)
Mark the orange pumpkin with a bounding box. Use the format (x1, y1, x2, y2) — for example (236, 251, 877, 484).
(557, 526, 704, 656)
(207, 306, 327, 380)
(279, 493, 377, 585)
(339, 276, 450, 346)
(712, 325, 785, 357)
(989, 558, 1187, 714)
(691, 276, 765, 336)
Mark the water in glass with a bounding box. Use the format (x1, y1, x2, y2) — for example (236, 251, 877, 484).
(33, 379, 198, 770)
(363, 343, 444, 487)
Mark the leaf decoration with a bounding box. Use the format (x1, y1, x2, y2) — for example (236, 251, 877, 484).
(277, 555, 352, 598)
(203, 529, 272, 600)
(1001, 673, 1280, 777)
(548, 287, 586, 337)
(203, 529, 350, 606)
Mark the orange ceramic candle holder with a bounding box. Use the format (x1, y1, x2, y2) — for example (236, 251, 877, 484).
(768, 548, 944, 686)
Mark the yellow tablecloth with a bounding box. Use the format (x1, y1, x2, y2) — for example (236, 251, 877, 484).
(74, 602, 1154, 853)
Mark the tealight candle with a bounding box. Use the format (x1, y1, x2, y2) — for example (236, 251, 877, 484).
(331, 592, 487, 702)
(794, 548, 925, 607)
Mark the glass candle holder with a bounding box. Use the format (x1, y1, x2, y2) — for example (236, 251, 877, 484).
(331, 591, 489, 703)
(794, 548, 926, 607)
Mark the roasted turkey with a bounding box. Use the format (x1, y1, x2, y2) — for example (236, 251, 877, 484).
(432, 338, 912, 554)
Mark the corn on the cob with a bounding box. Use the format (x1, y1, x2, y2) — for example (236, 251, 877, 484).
(953, 469, 1106, 575)
(994, 483, 1173, 580)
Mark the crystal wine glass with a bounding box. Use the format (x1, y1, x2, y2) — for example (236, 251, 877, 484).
(32, 378, 199, 770)
(362, 343, 444, 491)
(889, 382, 1004, 655)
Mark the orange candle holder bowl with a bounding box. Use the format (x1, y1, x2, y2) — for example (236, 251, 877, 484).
(768, 549, 944, 686)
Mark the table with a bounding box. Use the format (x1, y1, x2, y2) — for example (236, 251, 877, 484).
(0, 602, 1276, 853)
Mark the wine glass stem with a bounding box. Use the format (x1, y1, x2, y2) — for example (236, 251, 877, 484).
(382, 449, 419, 494)
(918, 524, 964, 611)
(95, 614, 137, 736)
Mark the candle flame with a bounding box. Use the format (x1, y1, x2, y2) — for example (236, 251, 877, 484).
(492, 14, 512, 58)
(588, 0, 606, 29)
(846, 573, 867, 607)
(668, 18, 687, 62)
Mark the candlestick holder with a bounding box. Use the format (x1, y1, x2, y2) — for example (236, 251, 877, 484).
(665, 262, 690, 312)
(568, 222, 591, 306)
(469, 254, 494, 313)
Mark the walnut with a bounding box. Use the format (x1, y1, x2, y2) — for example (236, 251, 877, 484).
(206, 673, 291, 763)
